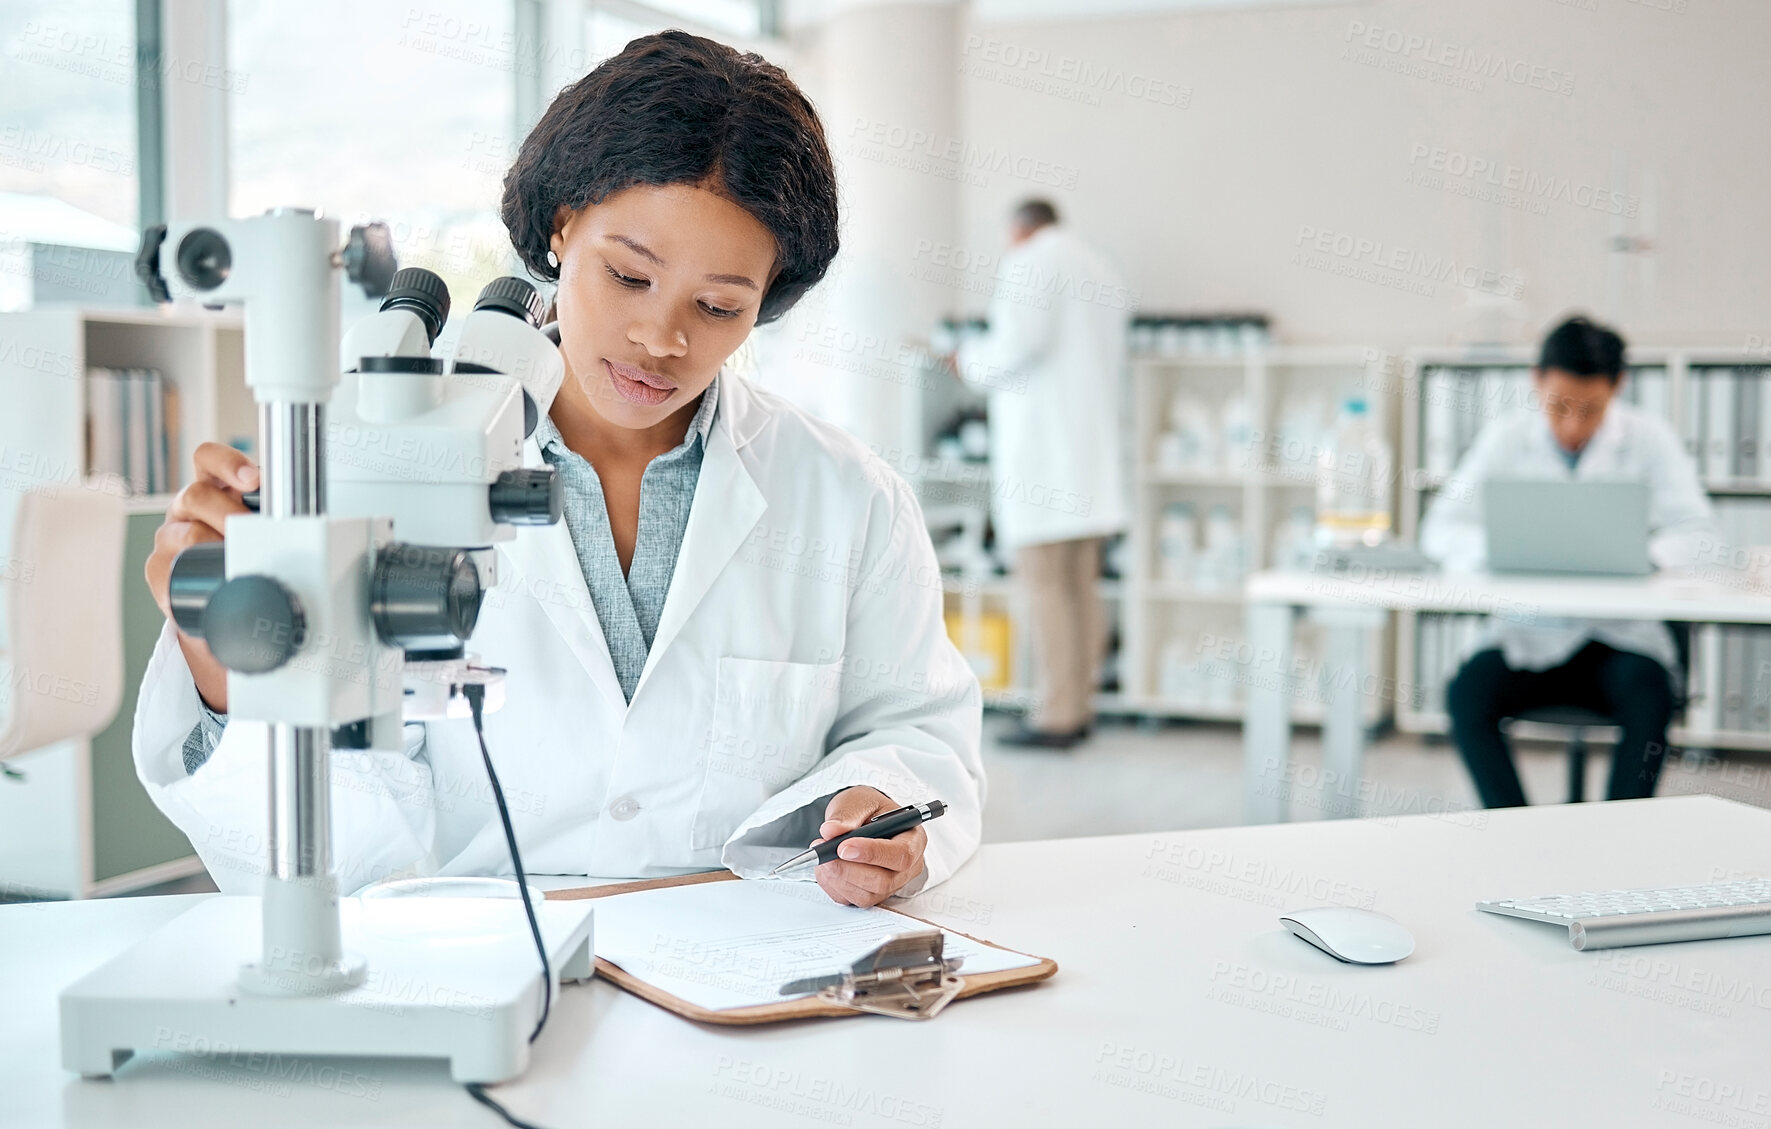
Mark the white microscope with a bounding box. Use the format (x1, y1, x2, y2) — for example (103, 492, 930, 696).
(59, 208, 597, 1084)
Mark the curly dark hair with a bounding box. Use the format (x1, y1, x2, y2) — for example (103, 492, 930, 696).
(501, 30, 839, 326)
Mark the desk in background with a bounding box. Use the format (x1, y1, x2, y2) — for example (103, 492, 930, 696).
(6, 797, 1771, 1128)
(1241, 568, 1771, 824)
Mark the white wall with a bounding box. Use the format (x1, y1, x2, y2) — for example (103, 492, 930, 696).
(935, 0, 1769, 348)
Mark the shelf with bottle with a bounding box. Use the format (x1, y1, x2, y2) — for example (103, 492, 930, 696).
(1143, 607, 1386, 726)
(1145, 383, 1257, 482)
(1127, 313, 1271, 360)
(1143, 467, 1253, 487)
(1151, 499, 1253, 597)
(1124, 343, 1396, 722)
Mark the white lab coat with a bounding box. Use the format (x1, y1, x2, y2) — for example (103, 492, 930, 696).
(133, 372, 985, 896)
(1418, 400, 1714, 673)
(956, 225, 1131, 553)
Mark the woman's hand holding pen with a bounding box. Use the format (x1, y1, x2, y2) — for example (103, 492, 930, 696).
(811, 787, 928, 908)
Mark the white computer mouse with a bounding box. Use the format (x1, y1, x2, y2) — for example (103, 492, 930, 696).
(1279, 906, 1415, 964)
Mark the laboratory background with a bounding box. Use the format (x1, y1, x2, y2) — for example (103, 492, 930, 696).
(4, 0, 1771, 1126)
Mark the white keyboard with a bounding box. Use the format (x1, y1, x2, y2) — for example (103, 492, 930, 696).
(1477, 878, 1771, 950)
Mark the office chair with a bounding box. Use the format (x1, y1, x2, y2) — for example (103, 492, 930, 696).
(1504, 622, 1692, 803)
(0, 483, 126, 765)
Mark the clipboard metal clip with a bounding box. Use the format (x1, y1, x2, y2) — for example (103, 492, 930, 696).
(779, 931, 965, 1020)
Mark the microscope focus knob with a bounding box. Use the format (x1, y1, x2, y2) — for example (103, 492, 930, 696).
(342, 222, 398, 298)
(167, 541, 227, 637)
(204, 575, 305, 674)
(371, 544, 483, 656)
(489, 468, 563, 526)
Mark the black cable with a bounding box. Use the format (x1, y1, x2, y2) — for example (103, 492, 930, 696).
(460, 681, 555, 1129)
(465, 1081, 550, 1129)
(462, 680, 552, 1040)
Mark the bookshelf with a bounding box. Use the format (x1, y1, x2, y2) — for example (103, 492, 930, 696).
(0, 305, 249, 898)
(1396, 345, 1771, 753)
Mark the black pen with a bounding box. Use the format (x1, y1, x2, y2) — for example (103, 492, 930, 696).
(771, 801, 948, 875)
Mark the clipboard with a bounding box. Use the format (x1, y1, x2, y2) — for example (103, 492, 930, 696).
(548, 870, 1059, 1025)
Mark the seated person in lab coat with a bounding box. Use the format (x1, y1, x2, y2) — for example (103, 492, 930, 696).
(1420, 315, 1713, 807)
(134, 31, 983, 907)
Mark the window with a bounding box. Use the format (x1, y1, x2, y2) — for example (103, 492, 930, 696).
(229, 0, 519, 319)
(582, 0, 776, 69)
(621, 0, 766, 40)
(0, 0, 140, 312)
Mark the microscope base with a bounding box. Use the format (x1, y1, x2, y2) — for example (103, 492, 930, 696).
(59, 894, 595, 1084)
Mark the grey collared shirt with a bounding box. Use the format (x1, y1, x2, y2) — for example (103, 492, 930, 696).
(181, 378, 720, 772)
(536, 376, 718, 701)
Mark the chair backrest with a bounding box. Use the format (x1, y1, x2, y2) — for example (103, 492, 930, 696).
(0, 481, 126, 760)
(1666, 620, 1695, 710)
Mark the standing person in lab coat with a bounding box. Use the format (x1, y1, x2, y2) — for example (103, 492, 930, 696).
(1420, 315, 1713, 807)
(954, 201, 1131, 748)
(134, 31, 983, 907)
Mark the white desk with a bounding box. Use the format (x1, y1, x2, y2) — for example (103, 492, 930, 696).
(6, 796, 1771, 1128)
(1242, 569, 1771, 824)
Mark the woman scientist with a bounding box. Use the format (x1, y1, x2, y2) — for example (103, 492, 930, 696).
(133, 31, 984, 909)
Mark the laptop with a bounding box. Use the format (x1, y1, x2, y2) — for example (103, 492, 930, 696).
(1482, 479, 1652, 576)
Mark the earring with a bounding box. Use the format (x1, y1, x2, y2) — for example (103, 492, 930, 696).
(545, 249, 560, 270)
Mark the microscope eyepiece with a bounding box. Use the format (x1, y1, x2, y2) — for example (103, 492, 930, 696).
(380, 267, 451, 344)
(472, 277, 547, 328)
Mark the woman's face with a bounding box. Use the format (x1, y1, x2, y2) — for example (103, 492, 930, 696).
(549, 183, 778, 432)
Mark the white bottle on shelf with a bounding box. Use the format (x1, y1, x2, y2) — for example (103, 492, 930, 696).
(1160, 393, 1212, 472)
(1196, 504, 1243, 591)
(1314, 396, 1393, 549)
(1271, 505, 1317, 571)
(1275, 390, 1328, 475)
(1157, 502, 1197, 584)
(1158, 638, 1203, 706)
(1220, 393, 1253, 473)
